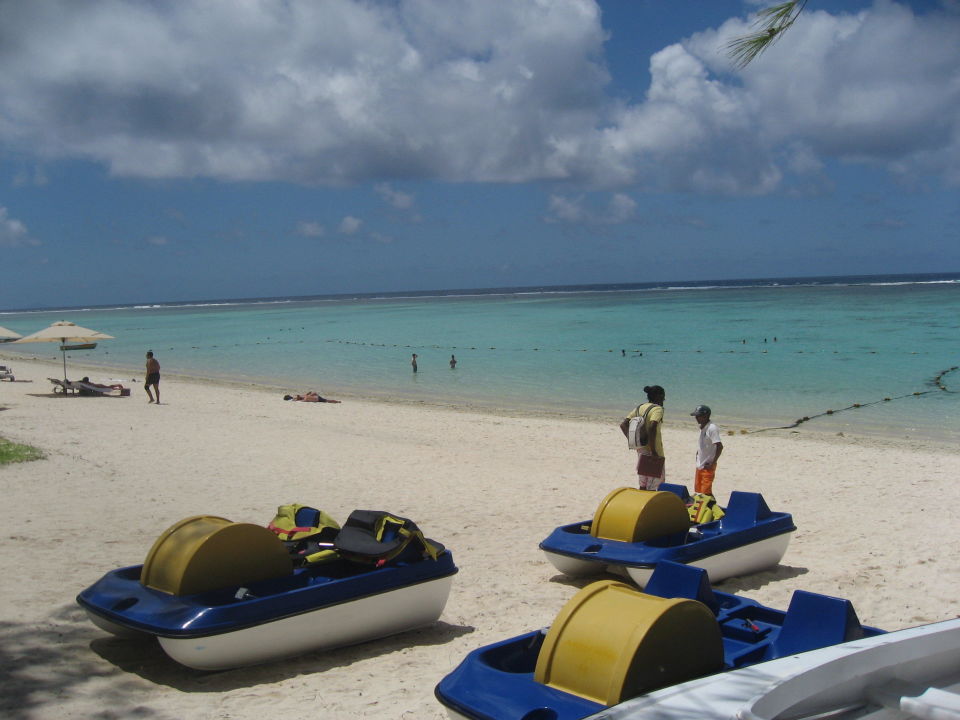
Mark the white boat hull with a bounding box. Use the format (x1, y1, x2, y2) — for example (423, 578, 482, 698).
(626, 531, 793, 587)
(157, 574, 454, 670)
(592, 617, 960, 720)
(543, 531, 792, 587)
(542, 549, 606, 577)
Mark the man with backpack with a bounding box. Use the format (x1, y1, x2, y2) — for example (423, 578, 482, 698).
(619, 384, 666, 490)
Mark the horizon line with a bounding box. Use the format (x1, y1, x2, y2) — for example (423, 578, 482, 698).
(2, 269, 959, 315)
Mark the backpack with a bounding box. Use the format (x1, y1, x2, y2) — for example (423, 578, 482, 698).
(627, 403, 654, 449)
(333, 510, 443, 567)
(267, 503, 342, 566)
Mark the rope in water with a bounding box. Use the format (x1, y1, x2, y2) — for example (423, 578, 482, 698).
(748, 365, 958, 433)
(39, 337, 958, 432)
(83, 334, 951, 357)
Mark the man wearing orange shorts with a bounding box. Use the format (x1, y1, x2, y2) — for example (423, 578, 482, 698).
(692, 405, 723, 496)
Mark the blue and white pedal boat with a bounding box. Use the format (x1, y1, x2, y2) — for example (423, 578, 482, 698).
(540, 485, 795, 587)
(435, 561, 882, 720)
(77, 511, 458, 670)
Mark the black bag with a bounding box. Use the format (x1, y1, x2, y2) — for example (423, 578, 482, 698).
(334, 510, 442, 566)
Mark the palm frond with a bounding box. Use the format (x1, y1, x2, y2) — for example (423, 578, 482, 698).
(727, 1, 808, 69)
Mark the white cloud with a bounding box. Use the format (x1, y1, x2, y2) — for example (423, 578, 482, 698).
(0, 0, 607, 184)
(676, 3, 960, 189)
(12, 166, 48, 187)
(581, 2, 960, 193)
(785, 143, 825, 176)
(606, 193, 636, 223)
(545, 194, 585, 223)
(0, 207, 38, 247)
(545, 192, 636, 224)
(146, 235, 168, 246)
(296, 221, 325, 237)
(375, 183, 414, 209)
(0, 1, 956, 194)
(339, 216, 362, 234)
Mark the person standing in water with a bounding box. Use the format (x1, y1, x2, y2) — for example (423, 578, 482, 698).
(144, 351, 160, 404)
(411, 353, 418, 373)
(449, 354, 457, 369)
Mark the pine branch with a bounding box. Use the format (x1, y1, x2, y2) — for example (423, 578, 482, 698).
(727, 1, 808, 69)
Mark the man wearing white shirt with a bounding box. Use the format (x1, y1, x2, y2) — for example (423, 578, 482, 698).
(691, 405, 723, 497)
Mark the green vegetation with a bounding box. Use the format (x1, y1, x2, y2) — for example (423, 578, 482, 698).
(0, 436, 44, 465)
(727, 1, 807, 68)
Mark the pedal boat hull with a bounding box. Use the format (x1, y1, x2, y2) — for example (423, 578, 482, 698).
(78, 551, 457, 670)
(540, 487, 794, 586)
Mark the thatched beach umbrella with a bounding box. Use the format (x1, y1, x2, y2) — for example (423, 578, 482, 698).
(13, 321, 114, 387)
(0, 325, 22, 340)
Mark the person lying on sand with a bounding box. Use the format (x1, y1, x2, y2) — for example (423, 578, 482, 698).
(283, 392, 341, 403)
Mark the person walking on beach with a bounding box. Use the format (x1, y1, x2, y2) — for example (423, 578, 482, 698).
(411, 353, 418, 373)
(144, 351, 160, 404)
(620, 384, 666, 490)
(449, 354, 457, 369)
(691, 405, 723, 497)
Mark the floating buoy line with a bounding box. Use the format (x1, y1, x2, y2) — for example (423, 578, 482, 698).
(88, 331, 951, 358)
(749, 365, 958, 433)
(42, 331, 956, 433)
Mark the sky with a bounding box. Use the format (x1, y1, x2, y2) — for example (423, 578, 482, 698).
(1, 0, 958, 310)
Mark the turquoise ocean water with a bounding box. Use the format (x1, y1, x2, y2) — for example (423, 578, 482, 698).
(2, 274, 958, 441)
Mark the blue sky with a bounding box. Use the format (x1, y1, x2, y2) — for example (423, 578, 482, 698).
(1, 0, 958, 310)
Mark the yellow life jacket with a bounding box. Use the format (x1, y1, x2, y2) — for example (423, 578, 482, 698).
(688, 494, 725, 524)
(267, 503, 341, 565)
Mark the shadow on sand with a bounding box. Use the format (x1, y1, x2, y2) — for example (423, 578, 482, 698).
(713, 564, 809, 594)
(0, 603, 473, 717)
(26, 393, 127, 400)
(0, 605, 154, 720)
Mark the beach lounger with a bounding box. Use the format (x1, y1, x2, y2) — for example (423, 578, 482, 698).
(49, 378, 80, 394)
(49, 378, 129, 396)
(0, 365, 13, 381)
(76, 381, 130, 397)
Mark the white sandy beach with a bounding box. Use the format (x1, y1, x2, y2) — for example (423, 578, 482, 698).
(1, 355, 958, 720)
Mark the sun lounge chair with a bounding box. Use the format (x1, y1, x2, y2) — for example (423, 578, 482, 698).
(0, 365, 13, 381)
(49, 377, 129, 396)
(49, 377, 80, 394)
(76, 381, 130, 397)
(78, 378, 130, 397)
